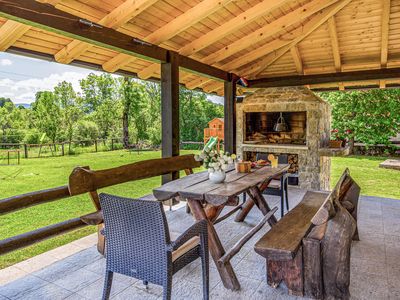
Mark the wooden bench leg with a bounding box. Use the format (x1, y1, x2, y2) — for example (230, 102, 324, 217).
(188, 199, 241, 291)
(248, 186, 278, 226)
(266, 248, 304, 297)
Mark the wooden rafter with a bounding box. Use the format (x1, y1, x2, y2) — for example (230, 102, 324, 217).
(0, 0, 230, 81)
(290, 46, 303, 74)
(381, 0, 390, 68)
(103, 0, 233, 73)
(248, 67, 400, 88)
(137, 0, 291, 79)
(203, 0, 339, 66)
(0, 19, 30, 51)
(36, 0, 62, 5)
(327, 16, 341, 71)
(241, 0, 353, 78)
(52, 0, 157, 64)
(185, 77, 213, 90)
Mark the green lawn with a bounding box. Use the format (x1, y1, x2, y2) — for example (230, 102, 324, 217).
(0, 151, 399, 268)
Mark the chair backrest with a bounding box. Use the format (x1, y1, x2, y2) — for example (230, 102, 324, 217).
(99, 193, 171, 285)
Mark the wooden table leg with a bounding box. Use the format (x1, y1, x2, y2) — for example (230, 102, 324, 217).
(248, 186, 278, 226)
(234, 197, 255, 222)
(188, 199, 241, 291)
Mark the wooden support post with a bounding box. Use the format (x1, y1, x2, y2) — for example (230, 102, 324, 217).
(161, 51, 180, 184)
(94, 139, 98, 152)
(24, 144, 28, 158)
(224, 75, 236, 154)
(111, 138, 114, 151)
(61, 143, 65, 156)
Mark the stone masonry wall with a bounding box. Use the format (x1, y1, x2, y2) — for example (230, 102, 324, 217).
(236, 87, 331, 190)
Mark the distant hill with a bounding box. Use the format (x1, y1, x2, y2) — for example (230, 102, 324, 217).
(16, 103, 31, 109)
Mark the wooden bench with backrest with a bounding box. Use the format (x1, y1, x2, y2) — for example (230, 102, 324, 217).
(68, 154, 201, 255)
(254, 168, 360, 299)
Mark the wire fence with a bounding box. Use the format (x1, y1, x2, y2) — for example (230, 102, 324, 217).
(0, 140, 206, 161)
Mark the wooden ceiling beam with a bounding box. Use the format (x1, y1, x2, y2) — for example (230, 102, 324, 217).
(0, 19, 30, 51)
(240, 0, 353, 78)
(36, 0, 62, 5)
(248, 67, 400, 88)
(52, 0, 157, 64)
(137, 0, 291, 80)
(290, 46, 303, 74)
(203, 0, 339, 66)
(381, 0, 390, 68)
(0, 0, 230, 81)
(327, 16, 341, 71)
(104, 0, 233, 74)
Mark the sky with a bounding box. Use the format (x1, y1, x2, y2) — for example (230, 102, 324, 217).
(0, 52, 223, 105)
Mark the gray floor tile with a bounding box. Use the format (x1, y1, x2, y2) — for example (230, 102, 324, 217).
(0, 275, 48, 299)
(53, 268, 101, 292)
(350, 272, 389, 300)
(210, 276, 262, 300)
(111, 286, 159, 300)
(33, 260, 81, 283)
(75, 277, 130, 299)
(19, 282, 73, 300)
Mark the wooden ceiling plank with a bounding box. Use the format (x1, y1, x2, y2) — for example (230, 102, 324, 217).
(100, 0, 158, 29)
(381, 0, 390, 67)
(290, 45, 303, 74)
(327, 16, 342, 71)
(203, 0, 340, 66)
(0, 19, 31, 51)
(54, 0, 157, 65)
(102, 52, 135, 72)
(137, 0, 292, 80)
(243, 0, 353, 78)
(178, 0, 292, 56)
(106, 0, 233, 74)
(185, 77, 213, 90)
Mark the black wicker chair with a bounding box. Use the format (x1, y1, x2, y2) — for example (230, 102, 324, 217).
(99, 193, 209, 300)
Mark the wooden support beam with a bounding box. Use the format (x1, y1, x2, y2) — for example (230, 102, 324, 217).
(161, 52, 180, 183)
(328, 16, 341, 71)
(53, 0, 157, 64)
(290, 46, 303, 74)
(102, 53, 135, 72)
(338, 82, 345, 90)
(0, 19, 30, 51)
(379, 80, 386, 88)
(0, 0, 230, 81)
(224, 76, 237, 154)
(248, 67, 400, 88)
(137, 0, 290, 79)
(381, 0, 391, 68)
(36, 0, 62, 5)
(203, 0, 339, 66)
(241, 0, 353, 78)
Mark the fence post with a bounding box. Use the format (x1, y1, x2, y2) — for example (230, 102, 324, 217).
(111, 139, 114, 151)
(24, 144, 28, 159)
(61, 143, 65, 156)
(95, 139, 98, 152)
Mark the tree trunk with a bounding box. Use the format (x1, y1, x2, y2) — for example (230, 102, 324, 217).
(122, 110, 129, 148)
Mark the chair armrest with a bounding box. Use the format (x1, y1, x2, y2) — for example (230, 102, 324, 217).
(169, 219, 208, 251)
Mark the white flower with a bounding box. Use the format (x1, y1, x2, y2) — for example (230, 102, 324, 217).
(208, 167, 214, 173)
(223, 155, 228, 161)
(221, 164, 227, 171)
(227, 158, 233, 164)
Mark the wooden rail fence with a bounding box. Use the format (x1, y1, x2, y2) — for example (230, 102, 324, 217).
(0, 154, 201, 256)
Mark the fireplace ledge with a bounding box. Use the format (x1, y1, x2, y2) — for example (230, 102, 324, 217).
(241, 143, 308, 151)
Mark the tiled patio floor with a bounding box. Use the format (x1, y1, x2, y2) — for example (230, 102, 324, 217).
(1, 188, 399, 299)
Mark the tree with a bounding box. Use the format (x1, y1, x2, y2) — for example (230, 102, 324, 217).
(79, 73, 121, 138)
(32, 91, 61, 146)
(0, 97, 12, 107)
(320, 89, 400, 146)
(54, 81, 81, 152)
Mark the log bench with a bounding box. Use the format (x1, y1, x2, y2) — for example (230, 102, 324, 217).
(254, 168, 360, 299)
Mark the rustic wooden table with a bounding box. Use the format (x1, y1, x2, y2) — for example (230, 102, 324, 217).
(153, 164, 289, 290)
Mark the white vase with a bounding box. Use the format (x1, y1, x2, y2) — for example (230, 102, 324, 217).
(209, 170, 226, 183)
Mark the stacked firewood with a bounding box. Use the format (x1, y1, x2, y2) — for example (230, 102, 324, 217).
(288, 154, 298, 173)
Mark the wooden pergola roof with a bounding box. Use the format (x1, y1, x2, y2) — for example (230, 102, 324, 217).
(0, 0, 399, 95)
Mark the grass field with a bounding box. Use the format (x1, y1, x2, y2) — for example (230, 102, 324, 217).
(0, 150, 399, 268)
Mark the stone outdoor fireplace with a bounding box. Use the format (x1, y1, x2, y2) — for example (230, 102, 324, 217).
(236, 87, 331, 190)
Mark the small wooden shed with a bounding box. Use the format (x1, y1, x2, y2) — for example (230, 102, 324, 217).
(204, 118, 224, 146)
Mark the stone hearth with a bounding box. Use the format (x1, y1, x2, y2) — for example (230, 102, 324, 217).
(236, 87, 331, 190)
